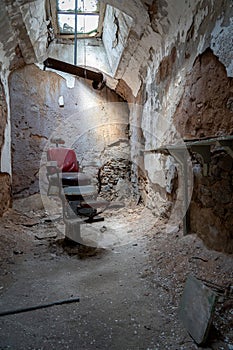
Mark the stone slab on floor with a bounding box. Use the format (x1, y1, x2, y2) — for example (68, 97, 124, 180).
(178, 274, 218, 345)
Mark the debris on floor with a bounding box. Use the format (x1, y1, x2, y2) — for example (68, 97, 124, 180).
(0, 202, 232, 349)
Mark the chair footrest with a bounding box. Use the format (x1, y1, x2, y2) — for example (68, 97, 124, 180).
(107, 201, 125, 209)
(80, 199, 110, 209)
(64, 215, 105, 224)
(80, 200, 125, 209)
(84, 216, 105, 223)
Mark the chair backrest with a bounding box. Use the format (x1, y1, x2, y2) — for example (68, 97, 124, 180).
(47, 148, 79, 173)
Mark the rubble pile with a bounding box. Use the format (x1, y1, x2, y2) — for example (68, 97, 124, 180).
(98, 158, 133, 201)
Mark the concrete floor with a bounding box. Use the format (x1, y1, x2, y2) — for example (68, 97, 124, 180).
(0, 205, 232, 350)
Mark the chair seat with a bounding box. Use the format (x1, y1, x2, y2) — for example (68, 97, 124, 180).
(63, 185, 97, 198)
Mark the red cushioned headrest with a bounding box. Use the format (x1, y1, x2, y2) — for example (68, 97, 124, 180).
(47, 148, 79, 173)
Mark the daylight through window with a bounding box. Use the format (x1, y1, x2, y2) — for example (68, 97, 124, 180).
(57, 0, 100, 36)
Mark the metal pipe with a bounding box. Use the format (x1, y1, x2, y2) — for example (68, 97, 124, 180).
(44, 57, 105, 89)
(74, 0, 78, 65)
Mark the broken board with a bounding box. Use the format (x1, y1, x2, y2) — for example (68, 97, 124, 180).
(178, 274, 218, 345)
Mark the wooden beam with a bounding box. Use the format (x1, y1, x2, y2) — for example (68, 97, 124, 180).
(43, 57, 105, 89)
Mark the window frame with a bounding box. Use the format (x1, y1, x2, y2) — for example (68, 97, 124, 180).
(56, 0, 105, 39)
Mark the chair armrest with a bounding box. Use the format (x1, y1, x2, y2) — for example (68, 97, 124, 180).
(46, 161, 60, 175)
(46, 161, 61, 188)
(47, 161, 59, 167)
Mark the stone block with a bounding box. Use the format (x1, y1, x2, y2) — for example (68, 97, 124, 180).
(179, 274, 217, 345)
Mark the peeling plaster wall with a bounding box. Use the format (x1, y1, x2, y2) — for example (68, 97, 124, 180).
(1, 0, 233, 249)
(0, 70, 12, 215)
(4, 0, 47, 64)
(211, 16, 233, 76)
(0, 172, 11, 216)
(19, 0, 48, 63)
(111, 0, 233, 250)
(102, 0, 150, 95)
(102, 5, 133, 75)
(9, 64, 129, 197)
(0, 0, 48, 213)
(172, 48, 233, 253)
(0, 82, 7, 161)
(0, 2, 15, 178)
(0, 81, 11, 216)
(0, 3, 14, 214)
(116, 0, 233, 96)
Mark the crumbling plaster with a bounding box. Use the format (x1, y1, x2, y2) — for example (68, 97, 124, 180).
(0, 69, 11, 176)
(102, 5, 133, 75)
(0, 0, 47, 66)
(9, 64, 129, 197)
(18, 0, 48, 63)
(0, 0, 48, 178)
(211, 16, 233, 76)
(0, 3, 16, 176)
(99, 0, 233, 244)
(123, 0, 233, 250)
(0, 0, 232, 252)
(121, 0, 233, 185)
(121, 0, 233, 97)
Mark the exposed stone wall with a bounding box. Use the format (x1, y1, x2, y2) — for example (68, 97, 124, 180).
(0, 172, 11, 216)
(9, 64, 129, 197)
(190, 151, 233, 253)
(0, 80, 11, 216)
(0, 0, 49, 210)
(98, 157, 132, 201)
(1, 0, 233, 253)
(171, 48, 233, 252)
(174, 49, 233, 139)
(115, 0, 233, 252)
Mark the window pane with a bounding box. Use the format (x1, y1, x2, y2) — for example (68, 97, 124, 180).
(58, 0, 75, 11)
(57, 0, 99, 12)
(82, 15, 99, 32)
(82, 0, 99, 12)
(58, 14, 75, 33)
(58, 13, 99, 34)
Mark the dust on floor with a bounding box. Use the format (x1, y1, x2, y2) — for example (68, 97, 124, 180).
(0, 201, 232, 350)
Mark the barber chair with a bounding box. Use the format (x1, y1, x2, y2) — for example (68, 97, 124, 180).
(46, 139, 124, 237)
